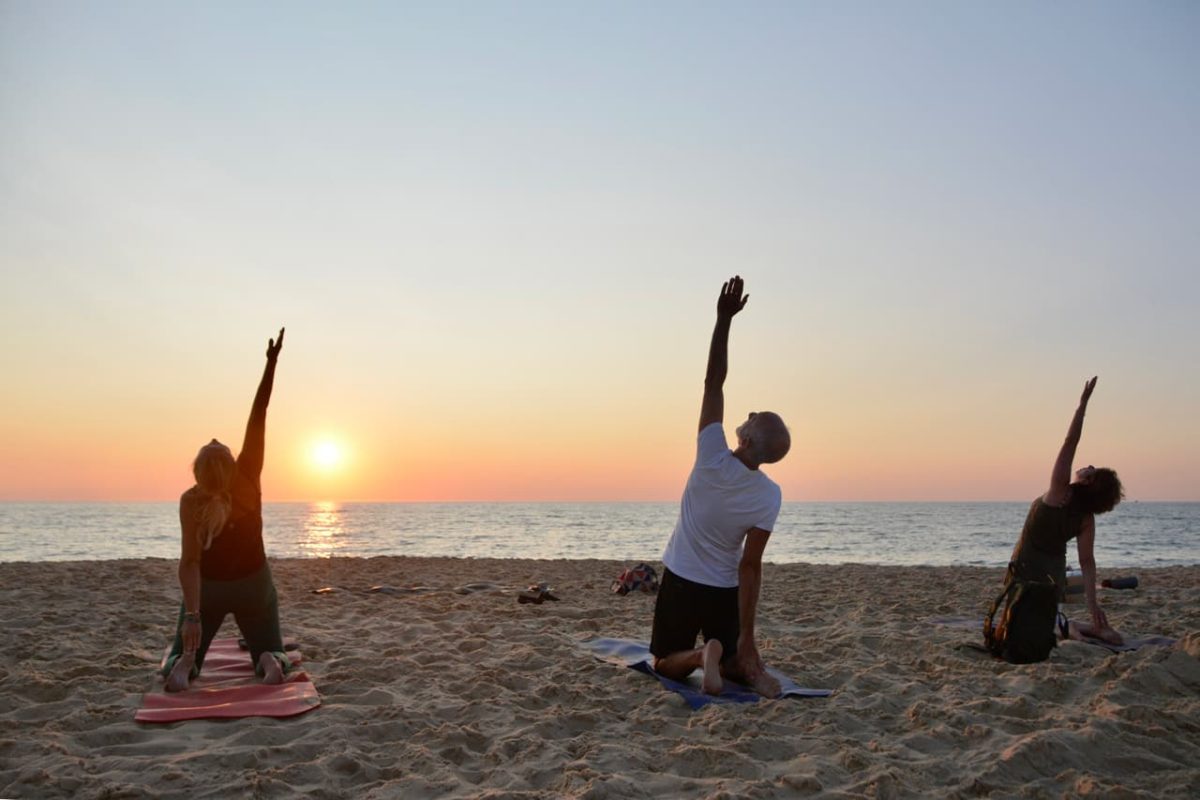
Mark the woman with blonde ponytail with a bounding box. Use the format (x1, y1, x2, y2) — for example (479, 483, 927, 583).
(191, 442, 235, 551)
(163, 329, 290, 692)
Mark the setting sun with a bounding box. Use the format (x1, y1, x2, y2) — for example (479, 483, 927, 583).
(310, 440, 344, 471)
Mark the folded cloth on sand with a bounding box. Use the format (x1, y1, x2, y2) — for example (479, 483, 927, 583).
(136, 638, 320, 723)
(580, 637, 831, 710)
(928, 616, 1177, 653)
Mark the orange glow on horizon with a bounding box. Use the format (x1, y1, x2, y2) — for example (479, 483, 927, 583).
(0, 369, 1195, 503)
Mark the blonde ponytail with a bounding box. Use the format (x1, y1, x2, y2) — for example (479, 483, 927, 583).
(193, 441, 236, 550)
(195, 488, 233, 550)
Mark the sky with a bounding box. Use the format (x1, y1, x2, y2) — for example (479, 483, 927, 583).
(1, 1, 1197, 502)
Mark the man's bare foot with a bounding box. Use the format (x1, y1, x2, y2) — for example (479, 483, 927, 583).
(165, 652, 194, 693)
(748, 669, 782, 699)
(701, 639, 724, 695)
(258, 651, 284, 685)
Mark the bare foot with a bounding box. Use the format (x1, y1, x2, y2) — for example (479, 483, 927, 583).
(1071, 621, 1125, 646)
(701, 639, 724, 695)
(165, 652, 194, 693)
(258, 652, 284, 685)
(748, 669, 782, 699)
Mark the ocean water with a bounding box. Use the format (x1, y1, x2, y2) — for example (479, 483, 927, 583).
(1, 501, 1197, 568)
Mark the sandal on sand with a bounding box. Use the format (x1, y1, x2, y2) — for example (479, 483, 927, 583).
(518, 583, 560, 604)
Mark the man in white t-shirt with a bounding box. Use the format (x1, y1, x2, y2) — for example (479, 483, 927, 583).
(650, 275, 791, 697)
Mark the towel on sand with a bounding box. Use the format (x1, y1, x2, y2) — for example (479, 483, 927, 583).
(581, 637, 832, 710)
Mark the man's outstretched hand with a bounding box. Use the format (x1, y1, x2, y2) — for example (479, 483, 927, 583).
(717, 276, 748, 319)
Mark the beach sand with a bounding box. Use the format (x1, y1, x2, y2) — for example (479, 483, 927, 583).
(1, 557, 1197, 798)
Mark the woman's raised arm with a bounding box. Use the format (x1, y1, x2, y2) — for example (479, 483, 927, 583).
(239, 328, 284, 482)
(1044, 377, 1096, 506)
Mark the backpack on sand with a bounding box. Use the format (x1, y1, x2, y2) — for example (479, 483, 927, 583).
(983, 564, 1059, 664)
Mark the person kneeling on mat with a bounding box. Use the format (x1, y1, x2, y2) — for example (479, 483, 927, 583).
(984, 377, 1124, 663)
(650, 277, 790, 697)
(162, 329, 292, 691)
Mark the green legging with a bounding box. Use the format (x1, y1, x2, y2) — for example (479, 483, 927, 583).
(163, 562, 288, 679)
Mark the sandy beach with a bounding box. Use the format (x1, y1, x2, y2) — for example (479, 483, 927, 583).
(1, 557, 1197, 799)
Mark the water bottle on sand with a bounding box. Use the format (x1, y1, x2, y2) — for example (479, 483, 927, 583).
(1101, 576, 1139, 590)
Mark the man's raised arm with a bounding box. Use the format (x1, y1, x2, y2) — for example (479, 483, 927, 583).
(698, 276, 748, 432)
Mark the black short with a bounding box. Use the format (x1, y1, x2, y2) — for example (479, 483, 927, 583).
(650, 567, 740, 662)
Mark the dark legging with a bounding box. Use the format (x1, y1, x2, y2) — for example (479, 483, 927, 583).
(163, 562, 287, 679)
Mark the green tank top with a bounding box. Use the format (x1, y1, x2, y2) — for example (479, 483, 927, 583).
(1011, 497, 1084, 597)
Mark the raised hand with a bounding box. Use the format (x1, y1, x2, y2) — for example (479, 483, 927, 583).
(1080, 376, 1097, 406)
(717, 276, 748, 319)
(266, 327, 285, 361)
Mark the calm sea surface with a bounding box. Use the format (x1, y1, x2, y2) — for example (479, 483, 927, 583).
(1, 502, 1197, 568)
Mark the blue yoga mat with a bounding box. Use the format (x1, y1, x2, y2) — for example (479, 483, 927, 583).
(928, 616, 1177, 652)
(580, 637, 832, 710)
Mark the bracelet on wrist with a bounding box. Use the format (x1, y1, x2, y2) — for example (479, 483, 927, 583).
(184, 611, 201, 623)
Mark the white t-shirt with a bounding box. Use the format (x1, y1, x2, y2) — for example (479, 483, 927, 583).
(661, 423, 782, 588)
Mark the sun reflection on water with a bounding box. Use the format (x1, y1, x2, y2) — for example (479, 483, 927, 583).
(300, 501, 345, 558)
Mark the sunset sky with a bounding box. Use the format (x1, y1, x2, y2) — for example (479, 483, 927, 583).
(2, 2, 1197, 502)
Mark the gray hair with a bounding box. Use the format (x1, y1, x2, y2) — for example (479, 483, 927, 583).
(752, 413, 791, 464)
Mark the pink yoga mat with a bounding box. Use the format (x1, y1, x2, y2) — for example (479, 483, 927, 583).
(135, 638, 321, 723)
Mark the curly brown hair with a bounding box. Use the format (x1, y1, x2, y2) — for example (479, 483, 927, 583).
(1071, 468, 1124, 515)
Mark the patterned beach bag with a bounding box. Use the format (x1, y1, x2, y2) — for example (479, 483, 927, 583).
(983, 563, 1059, 664)
(611, 563, 659, 596)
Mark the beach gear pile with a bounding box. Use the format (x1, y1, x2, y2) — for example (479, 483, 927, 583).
(611, 563, 659, 596)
